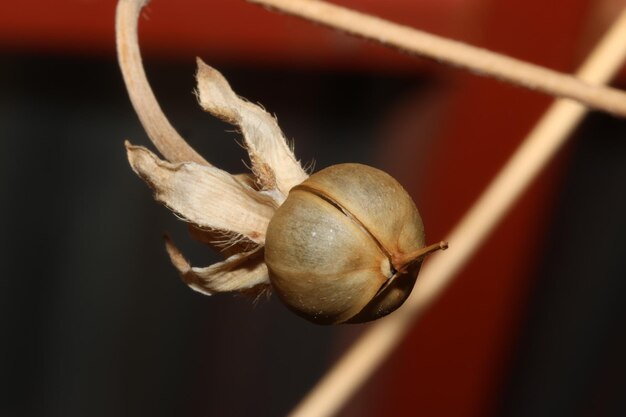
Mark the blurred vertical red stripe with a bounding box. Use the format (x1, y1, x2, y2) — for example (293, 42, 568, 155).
(367, 0, 596, 416)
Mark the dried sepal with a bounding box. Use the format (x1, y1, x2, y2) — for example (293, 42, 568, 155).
(126, 142, 276, 244)
(165, 237, 270, 295)
(195, 59, 308, 199)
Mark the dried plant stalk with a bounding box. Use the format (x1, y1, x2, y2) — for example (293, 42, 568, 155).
(250, 0, 626, 117)
(116, 0, 207, 164)
(289, 8, 626, 417)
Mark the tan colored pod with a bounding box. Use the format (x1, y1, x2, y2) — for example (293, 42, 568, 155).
(265, 163, 445, 324)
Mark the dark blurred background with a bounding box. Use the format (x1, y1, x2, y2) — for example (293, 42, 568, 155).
(1, 1, 625, 416)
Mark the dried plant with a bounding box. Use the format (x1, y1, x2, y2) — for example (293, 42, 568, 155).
(117, 0, 450, 325)
(117, 0, 447, 331)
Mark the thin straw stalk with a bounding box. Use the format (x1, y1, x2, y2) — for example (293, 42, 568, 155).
(249, 0, 626, 117)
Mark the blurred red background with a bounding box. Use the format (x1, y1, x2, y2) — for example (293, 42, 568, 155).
(2, 1, 625, 416)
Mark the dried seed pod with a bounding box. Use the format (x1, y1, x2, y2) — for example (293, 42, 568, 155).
(117, 1, 448, 325)
(265, 163, 446, 324)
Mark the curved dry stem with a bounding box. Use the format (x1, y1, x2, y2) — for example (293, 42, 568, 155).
(250, 0, 626, 117)
(116, 0, 208, 164)
(288, 7, 626, 417)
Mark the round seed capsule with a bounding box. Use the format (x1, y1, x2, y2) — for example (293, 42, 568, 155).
(265, 163, 444, 324)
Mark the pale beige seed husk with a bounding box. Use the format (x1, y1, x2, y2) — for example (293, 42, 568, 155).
(195, 59, 309, 199)
(126, 143, 276, 244)
(166, 238, 269, 295)
(265, 189, 389, 324)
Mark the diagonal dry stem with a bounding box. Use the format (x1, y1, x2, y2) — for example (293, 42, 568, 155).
(287, 7, 626, 417)
(249, 0, 626, 117)
(116, 0, 207, 164)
